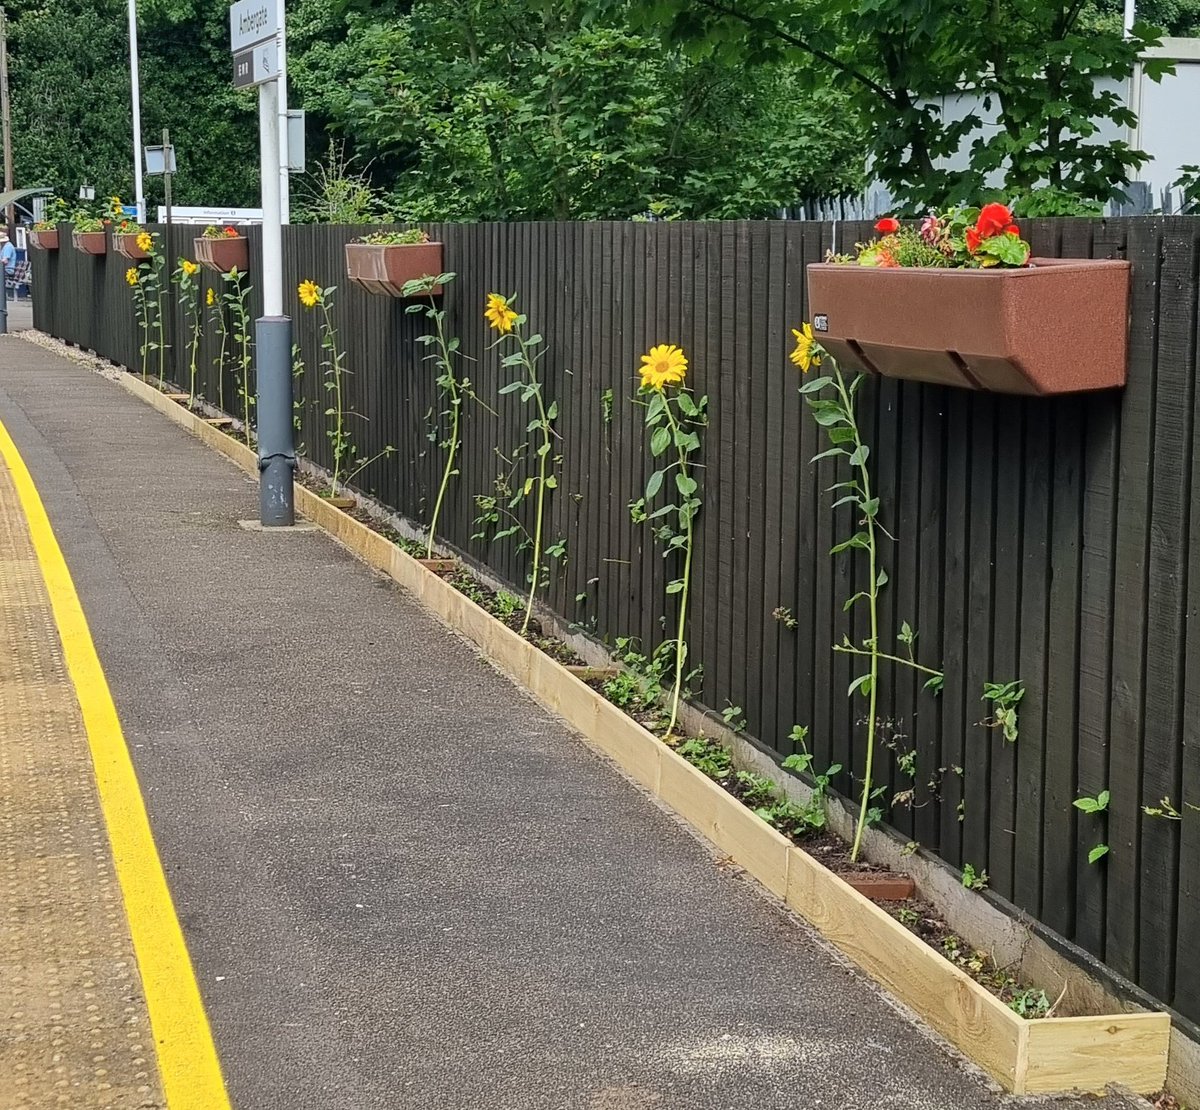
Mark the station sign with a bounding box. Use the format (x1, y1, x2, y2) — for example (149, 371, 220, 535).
(229, 0, 280, 53)
(233, 38, 279, 89)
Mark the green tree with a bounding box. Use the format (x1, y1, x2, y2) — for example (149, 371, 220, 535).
(607, 0, 1172, 211)
(9, 0, 259, 207)
(305, 0, 863, 219)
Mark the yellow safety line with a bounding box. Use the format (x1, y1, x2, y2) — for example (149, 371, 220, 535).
(0, 416, 231, 1110)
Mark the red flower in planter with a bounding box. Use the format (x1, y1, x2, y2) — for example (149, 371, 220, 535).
(976, 203, 1013, 238)
(875, 216, 900, 234)
(224, 226, 238, 238)
(965, 227, 982, 253)
(1005, 224, 1020, 236)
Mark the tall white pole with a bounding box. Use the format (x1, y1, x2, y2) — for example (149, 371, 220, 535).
(259, 80, 282, 316)
(255, 69, 294, 525)
(277, 3, 290, 223)
(127, 0, 145, 222)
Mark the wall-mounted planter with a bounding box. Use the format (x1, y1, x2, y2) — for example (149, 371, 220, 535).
(28, 229, 59, 250)
(806, 258, 1131, 395)
(344, 241, 444, 298)
(72, 231, 107, 256)
(195, 235, 248, 275)
(113, 232, 151, 261)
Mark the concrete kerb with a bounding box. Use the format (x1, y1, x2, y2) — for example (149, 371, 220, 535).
(97, 363, 1176, 1099)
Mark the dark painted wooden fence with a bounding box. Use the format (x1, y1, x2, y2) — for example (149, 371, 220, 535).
(31, 217, 1200, 1028)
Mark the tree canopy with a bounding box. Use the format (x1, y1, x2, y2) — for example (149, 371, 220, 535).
(5, 0, 1181, 219)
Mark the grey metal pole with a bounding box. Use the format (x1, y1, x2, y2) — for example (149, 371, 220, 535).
(163, 127, 172, 226)
(256, 315, 295, 526)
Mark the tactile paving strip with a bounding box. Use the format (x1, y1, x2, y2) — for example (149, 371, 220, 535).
(0, 461, 166, 1109)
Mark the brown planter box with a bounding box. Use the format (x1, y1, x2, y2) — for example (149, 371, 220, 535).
(72, 231, 107, 256)
(805, 258, 1131, 395)
(113, 232, 151, 260)
(28, 229, 59, 250)
(842, 872, 916, 902)
(344, 242, 444, 298)
(195, 235, 248, 275)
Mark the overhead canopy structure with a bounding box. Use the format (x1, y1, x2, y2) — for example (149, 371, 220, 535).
(0, 187, 54, 221)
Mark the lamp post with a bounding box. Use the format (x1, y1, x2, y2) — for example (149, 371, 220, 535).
(127, 0, 145, 222)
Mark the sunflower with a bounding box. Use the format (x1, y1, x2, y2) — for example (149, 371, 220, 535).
(125, 267, 139, 287)
(789, 323, 822, 373)
(484, 292, 518, 334)
(181, 258, 199, 277)
(206, 287, 215, 307)
(638, 344, 687, 392)
(136, 231, 153, 253)
(298, 280, 321, 309)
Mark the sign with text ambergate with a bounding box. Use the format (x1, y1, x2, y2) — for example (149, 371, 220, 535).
(229, 0, 279, 54)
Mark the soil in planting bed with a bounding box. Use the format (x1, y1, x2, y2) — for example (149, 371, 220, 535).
(585, 676, 670, 734)
(798, 832, 890, 876)
(879, 896, 1055, 1018)
(444, 570, 583, 665)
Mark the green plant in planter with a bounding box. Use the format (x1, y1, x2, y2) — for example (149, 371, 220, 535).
(173, 257, 203, 406)
(71, 207, 104, 233)
(223, 268, 254, 445)
(129, 231, 168, 383)
(125, 264, 151, 379)
(33, 197, 68, 232)
(402, 272, 494, 558)
(298, 278, 394, 496)
(207, 285, 228, 412)
(474, 292, 566, 636)
(628, 343, 708, 741)
(356, 228, 430, 246)
(123, 231, 167, 383)
(791, 322, 944, 862)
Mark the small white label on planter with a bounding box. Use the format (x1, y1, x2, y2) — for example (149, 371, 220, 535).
(813, 314, 829, 332)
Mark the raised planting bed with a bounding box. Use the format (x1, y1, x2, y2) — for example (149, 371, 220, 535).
(107, 365, 1174, 1098)
(344, 241, 444, 298)
(72, 231, 107, 256)
(806, 258, 1131, 395)
(195, 235, 248, 275)
(113, 232, 151, 260)
(28, 229, 59, 250)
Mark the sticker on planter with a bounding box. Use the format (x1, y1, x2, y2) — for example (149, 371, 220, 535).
(813, 314, 829, 332)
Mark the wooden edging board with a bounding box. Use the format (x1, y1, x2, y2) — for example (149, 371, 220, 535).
(116, 371, 1171, 1097)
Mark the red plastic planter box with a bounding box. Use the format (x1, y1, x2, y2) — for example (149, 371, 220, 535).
(72, 231, 107, 256)
(806, 258, 1131, 395)
(345, 242, 444, 298)
(113, 233, 151, 260)
(28, 229, 59, 250)
(195, 235, 249, 275)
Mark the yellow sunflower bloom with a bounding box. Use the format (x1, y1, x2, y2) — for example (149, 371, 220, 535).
(638, 343, 688, 392)
(298, 280, 321, 309)
(790, 323, 822, 373)
(125, 267, 139, 286)
(181, 259, 199, 277)
(483, 292, 518, 334)
(136, 231, 154, 253)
